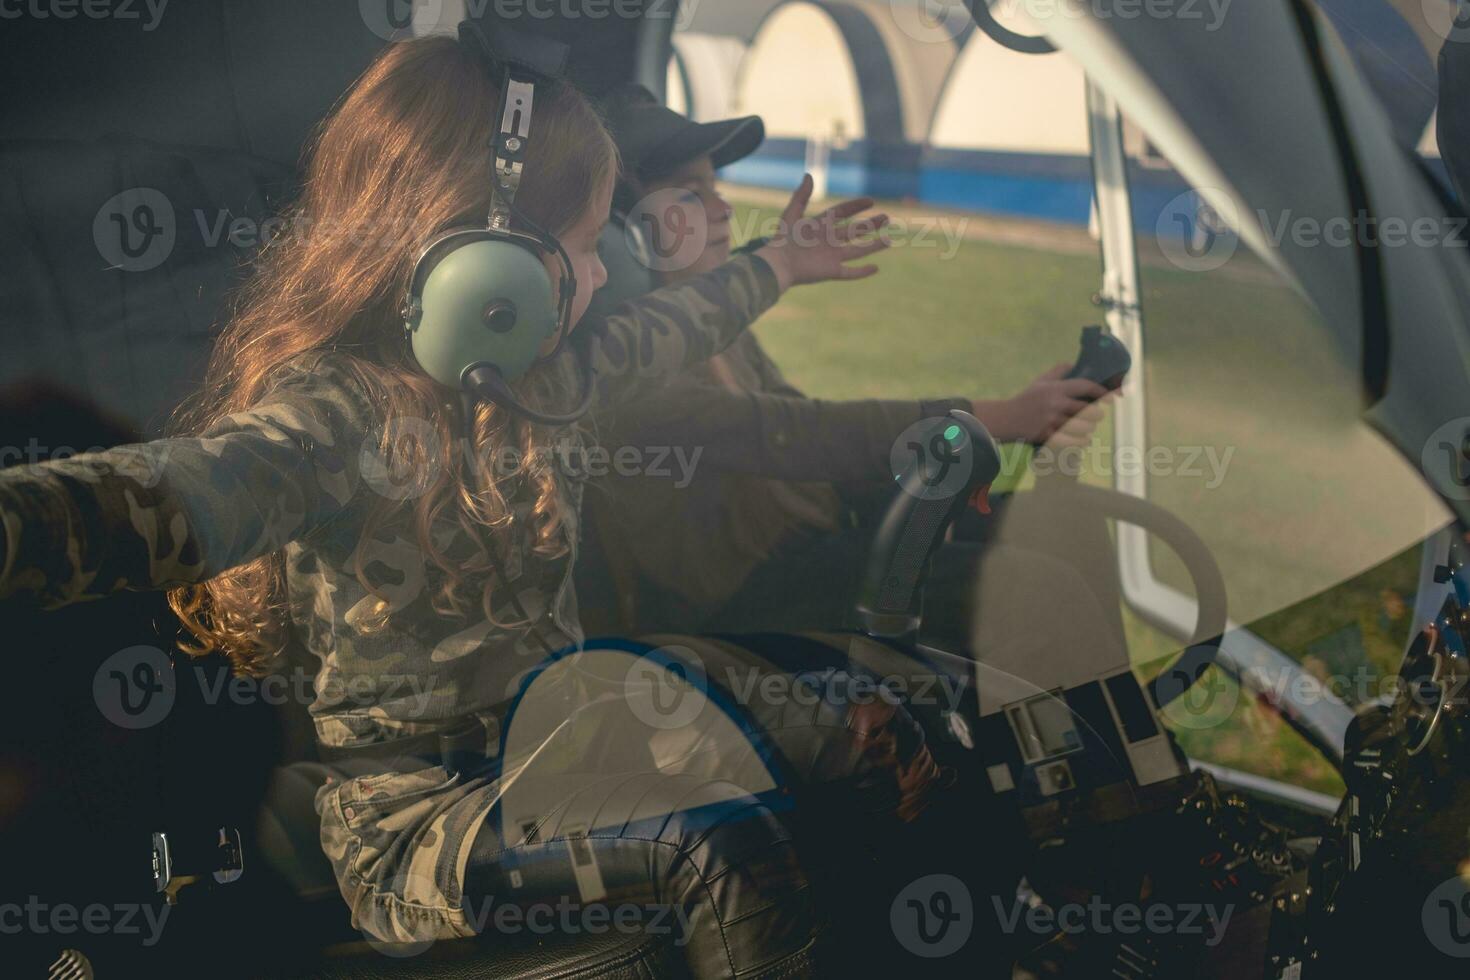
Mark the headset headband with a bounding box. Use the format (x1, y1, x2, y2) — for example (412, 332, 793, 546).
(395, 22, 591, 426)
(457, 22, 567, 227)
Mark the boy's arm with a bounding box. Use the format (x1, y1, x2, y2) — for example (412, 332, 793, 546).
(580, 176, 888, 406)
(0, 354, 375, 608)
(600, 382, 969, 484)
(581, 252, 783, 406)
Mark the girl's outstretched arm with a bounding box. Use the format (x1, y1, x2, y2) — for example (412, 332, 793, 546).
(0, 352, 375, 608)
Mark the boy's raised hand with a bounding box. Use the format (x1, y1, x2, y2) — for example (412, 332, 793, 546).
(753, 174, 891, 292)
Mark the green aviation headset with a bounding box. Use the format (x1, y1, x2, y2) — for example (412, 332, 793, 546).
(401, 21, 595, 425)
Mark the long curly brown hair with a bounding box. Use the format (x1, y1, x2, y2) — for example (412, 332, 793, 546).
(167, 35, 617, 677)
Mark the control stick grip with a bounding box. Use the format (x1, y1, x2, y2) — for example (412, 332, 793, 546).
(1064, 324, 1131, 392)
(857, 410, 1001, 640)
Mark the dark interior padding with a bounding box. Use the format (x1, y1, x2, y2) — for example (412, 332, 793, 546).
(1, 1, 387, 435)
(0, 138, 293, 434)
(1, 3, 386, 167)
(1440, 35, 1470, 206)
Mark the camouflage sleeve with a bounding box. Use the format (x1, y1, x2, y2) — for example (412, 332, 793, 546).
(599, 383, 972, 484)
(582, 252, 781, 406)
(0, 353, 376, 608)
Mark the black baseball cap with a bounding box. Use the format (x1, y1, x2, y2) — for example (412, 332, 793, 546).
(602, 83, 765, 183)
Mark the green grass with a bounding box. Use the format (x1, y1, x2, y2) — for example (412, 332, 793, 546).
(733, 196, 1447, 798)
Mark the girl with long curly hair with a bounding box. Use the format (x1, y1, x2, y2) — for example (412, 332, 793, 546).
(0, 31, 952, 975)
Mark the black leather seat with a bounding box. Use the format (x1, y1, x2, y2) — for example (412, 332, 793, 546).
(256, 760, 682, 979)
(253, 676, 693, 980)
(276, 931, 683, 980)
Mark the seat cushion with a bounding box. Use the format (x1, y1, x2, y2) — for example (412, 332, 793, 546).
(256, 761, 345, 903)
(281, 928, 683, 980)
(256, 761, 685, 979)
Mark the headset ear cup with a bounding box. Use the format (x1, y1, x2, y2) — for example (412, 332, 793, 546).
(406, 233, 559, 388)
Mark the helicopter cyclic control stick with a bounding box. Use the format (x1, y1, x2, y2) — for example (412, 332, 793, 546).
(858, 410, 1002, 641)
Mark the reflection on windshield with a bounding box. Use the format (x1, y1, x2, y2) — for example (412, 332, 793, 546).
(1130, 231, 1448, 626)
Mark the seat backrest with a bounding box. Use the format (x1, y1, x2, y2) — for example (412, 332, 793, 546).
(1, 1, 388, 434)
(0, 137, 293, 435)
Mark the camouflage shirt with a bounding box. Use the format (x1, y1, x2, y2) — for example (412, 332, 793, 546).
(0, 254, 780, 747)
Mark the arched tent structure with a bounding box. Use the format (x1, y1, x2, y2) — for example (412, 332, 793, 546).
(668, 32, 748, 121)
(1420, 112, 1441, 160)
(725, 0, 961, 199)
(678, 0, 786, 42)
(666, 54, 692, 116)
(924, 25, 1092, 222)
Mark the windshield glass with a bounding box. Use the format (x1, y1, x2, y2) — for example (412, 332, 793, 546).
(1315, 0, 1459, 197)
(671, 0, 1460, 796)
(1118, 159, 1450, 786)
(940, 0, 1458, 794)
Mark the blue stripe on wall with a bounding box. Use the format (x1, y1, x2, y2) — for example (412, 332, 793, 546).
(721, 138, 1458, 242)
(920, 167, 1092, 224)
(721, 137, 1199, 235)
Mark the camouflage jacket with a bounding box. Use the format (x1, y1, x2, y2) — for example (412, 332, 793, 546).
(0, 253, 780, 747)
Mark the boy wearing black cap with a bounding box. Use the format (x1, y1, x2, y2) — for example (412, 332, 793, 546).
(579, 85, 1110, 639)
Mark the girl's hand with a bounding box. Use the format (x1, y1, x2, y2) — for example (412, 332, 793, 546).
(753, 174, 891, 292)
(973, 363, 1114, 446)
